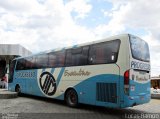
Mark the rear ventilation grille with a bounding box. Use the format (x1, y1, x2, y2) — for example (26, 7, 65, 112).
(96, 83, 117, 103)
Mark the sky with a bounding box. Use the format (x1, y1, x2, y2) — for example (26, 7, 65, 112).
(0, 0, 160, 76)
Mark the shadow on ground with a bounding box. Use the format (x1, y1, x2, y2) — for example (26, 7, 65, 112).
(19, 94, 147, 115)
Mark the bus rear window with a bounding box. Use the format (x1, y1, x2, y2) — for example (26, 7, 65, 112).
(130, 35, 150, 62)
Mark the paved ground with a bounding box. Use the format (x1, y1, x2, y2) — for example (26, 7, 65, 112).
(0, 95, 160, 119)
(129, 98, 160, 113)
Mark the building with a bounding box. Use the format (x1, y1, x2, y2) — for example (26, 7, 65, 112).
(0, 44, 32, 88)
(151, 76, 160, 89)
(151, 76, 160, 99)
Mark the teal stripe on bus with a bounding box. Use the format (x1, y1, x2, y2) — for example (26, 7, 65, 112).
(51, 68, 55, 74)
(42, 68, 46, 73)
(56, 68, 65, 86)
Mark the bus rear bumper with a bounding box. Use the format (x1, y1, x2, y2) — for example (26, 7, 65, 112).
(123, 94, 151, 108)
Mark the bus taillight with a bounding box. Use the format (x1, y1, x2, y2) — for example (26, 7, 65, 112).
(124, 70, 130, 95)
(124, 70, 129, 85)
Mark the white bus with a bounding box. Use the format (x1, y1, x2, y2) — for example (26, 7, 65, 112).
(8, 34, 150, 108)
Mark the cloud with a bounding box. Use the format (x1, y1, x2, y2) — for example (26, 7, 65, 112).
(0, 0, 160, 76)
(102, 0, 160, 76)
(65, 0, 92, 19)
(143, 33, 160, 76)
(0, 0, 95, 53)
(104, 0, 160, 37)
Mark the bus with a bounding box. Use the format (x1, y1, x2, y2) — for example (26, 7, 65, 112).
(8, 34, 151, 108)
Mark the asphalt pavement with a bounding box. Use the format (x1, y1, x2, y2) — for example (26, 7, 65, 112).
(0, 93, 159, 119)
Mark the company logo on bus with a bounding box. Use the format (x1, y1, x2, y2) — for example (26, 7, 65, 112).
(39, 72, 56, 96)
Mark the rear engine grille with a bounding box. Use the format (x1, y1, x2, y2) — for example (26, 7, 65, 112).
(96, 83, 117, 103)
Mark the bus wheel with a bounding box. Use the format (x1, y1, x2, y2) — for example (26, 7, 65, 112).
(65, 89, 78, 107)
(15, 85, 21, 95)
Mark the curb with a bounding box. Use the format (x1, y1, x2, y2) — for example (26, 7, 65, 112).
(151, 93, 160, 99)
(0, 89, 18, 99)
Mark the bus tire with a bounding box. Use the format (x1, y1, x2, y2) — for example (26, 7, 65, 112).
(65, 89, 78, 107)
(15, 85, 21, 96)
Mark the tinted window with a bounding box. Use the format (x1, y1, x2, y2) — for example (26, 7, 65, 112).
(65, 50, 72, 66)
(130, 35, 150, 62)
(48, 53, 56, 67)
(89, 39, 120, 64)
(36, 54, 48, 68)
(82, 46, 89, 65)
(16, 58, 26, 70)
(66, 46, 89, 66)
(16, 57, 37, 70)
(25, 57, 36, 69)
(56, 51, 65, 67)
(48, 51, 65, 67)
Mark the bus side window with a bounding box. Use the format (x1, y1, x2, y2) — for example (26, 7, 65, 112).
(25, 58, 31, 69)
(89, 45, 96, 64)
(65, 50, 72, 66)
(65, 47, 89, 66)
(48, 53, 56, 67)
(56, 51, 65, 67)
(25, 57, 36, 69)
(36, 54, 48, 68)
(82, 46, 89, 65)
(48, 51, 65, 68)
(71, 48, 83, 66)
(89, 39, 120, 65)
(16, 58, 26, 70)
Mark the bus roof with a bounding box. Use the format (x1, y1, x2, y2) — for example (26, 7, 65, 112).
(14, 33, 131, 60)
